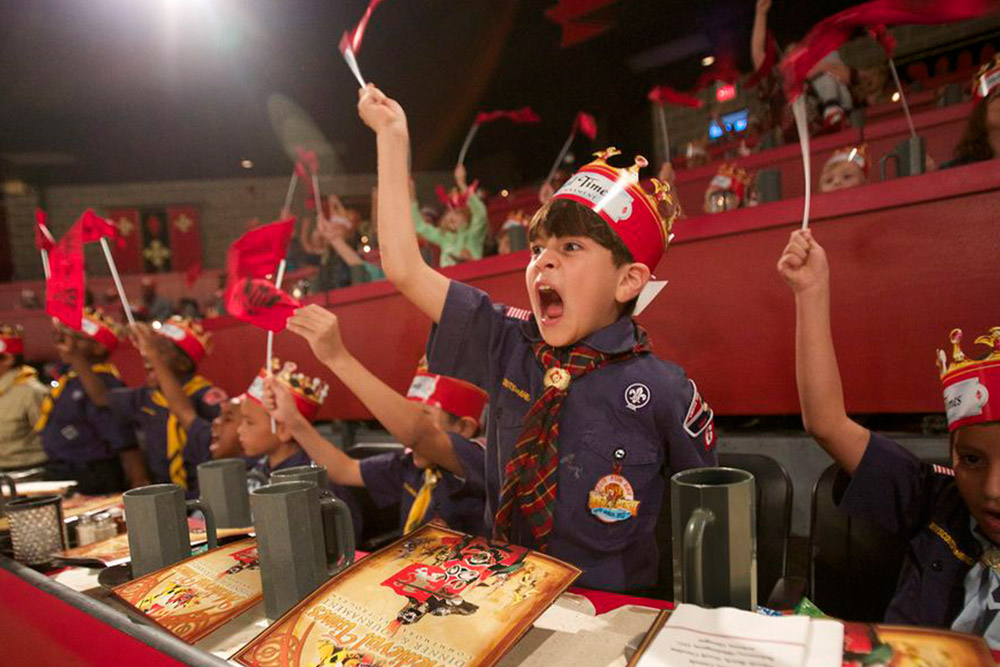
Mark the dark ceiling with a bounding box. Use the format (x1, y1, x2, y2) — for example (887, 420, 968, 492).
(0, 0, 857, 189)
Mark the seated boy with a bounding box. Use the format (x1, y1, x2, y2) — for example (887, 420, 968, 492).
(779, 228, 1000, 644)
(0, 325, 48, 472)
(819, 144, 868, 193)
(410, 164, 487, 267)
(210, 397, 251, 464)
(270, 303, 488, 536)
(37, 309, 144, 493)
(106, 317, 226, 495)
(358, 85, 718, 592)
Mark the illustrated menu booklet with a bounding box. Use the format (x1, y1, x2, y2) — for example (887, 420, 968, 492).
(232, 523, 581, 667)
(112, 538, 263, 643)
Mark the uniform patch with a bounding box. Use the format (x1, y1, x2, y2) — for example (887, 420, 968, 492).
(202, 387, 228, 406)
(624, 383, 650, 411)
(932, 463, 955, 477)
(683, 380, 714, 439)
(503, 306, 531, 321)
(588, 474, 640, 523)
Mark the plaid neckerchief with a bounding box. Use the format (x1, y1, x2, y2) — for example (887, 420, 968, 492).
(493, 324, 652, 551)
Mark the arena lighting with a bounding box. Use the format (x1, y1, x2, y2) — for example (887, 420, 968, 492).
(241, 159, 253, 169)
(701, 55, 715, 67)
(892, 91, 901, 102)
(501, 189, 510, 197)
(363, 245, 372, 253)
(716, 83, 737, 103)
(152, 321, 162, 330)
(361, 235, 369, 243)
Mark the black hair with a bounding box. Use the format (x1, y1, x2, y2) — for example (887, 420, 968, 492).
(526, 199, 639, 314)
(953, 94, 997, 164)
(443, 410, 482, 438)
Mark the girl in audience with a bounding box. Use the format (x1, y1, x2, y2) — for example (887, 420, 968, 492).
(944, 56, 1000, 169)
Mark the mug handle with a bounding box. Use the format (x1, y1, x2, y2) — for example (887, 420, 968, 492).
(683, 508, 715, 606)
(0, 474, 17, 502)
(879, 152, 899, 181)
(319, 494, 356, 575)
(186, 499, 218, 550)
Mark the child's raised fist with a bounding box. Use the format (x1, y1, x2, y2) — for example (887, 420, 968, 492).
(357, 84, 407, 137)
(777, 229, 829, 294)
(286, 304, 348, 367)
(130, 323, 161, 362)
(263, 376, 301, 426)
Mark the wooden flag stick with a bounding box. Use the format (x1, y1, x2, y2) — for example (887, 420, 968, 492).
(656, 105, 671, 165)
(99, 237, 135, 326)
(40, 249, 50, 281)
(311, 173, 323, 217)
(887, 58, 917, 140)
(792, 96, 812, 230)
(456, 123, 480, 167)
(281, 169, 298, 214)
(266, 259, 288, 434)
(545, 126, 577, 186)
(342, 45, 367, 88)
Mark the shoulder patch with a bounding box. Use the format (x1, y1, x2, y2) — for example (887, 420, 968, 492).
(503, 305, 531, 321)
(201, 387, 228, 407)
(932, 463, 955, 477)
(683, 379, 715, 448)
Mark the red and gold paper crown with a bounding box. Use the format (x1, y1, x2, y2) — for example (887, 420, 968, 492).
(551, 147, 678, 270)
(708, 163, 752, 202)
(80, 307, 122, 352)
(0, 325, 24, 355)
(974, 55, 1000, 99)
(824, 144, 870, 176)
(406, 371, 489, 428)
(245, 358, 329, 423)
(156, 316, 210, 364)
(435, 180, 480, 211)
(937, 327, 1000, 431)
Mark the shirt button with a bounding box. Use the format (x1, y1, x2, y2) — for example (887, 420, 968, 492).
(930, 560, 943, 572)
(614, 448, 626, 461)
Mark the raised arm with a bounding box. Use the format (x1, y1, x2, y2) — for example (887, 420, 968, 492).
(131, 323, 198, 429)
(287, 305, 464, 475)
(58, 339, 110, 407)
(778, 229, 869, 474)
(751, 0, 771, 71)
(357, 85, 449, 323)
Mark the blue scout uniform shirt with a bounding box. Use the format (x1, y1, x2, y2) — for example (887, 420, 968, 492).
(425, 281, 718, 591)
(39, 364, 134, 463)
(839, 431, 985, 631)
(108, 376, 225, 496)
(358, 433, 487, 536)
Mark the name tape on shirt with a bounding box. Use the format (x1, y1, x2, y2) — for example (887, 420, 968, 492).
(683, 379, 716, 450)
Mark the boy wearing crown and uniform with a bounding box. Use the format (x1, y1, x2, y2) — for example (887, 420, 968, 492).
(779, 228, 1000, 645)
(358, 85, 717, 592)
(102, 317, 227, 496)
(35, 308, 143, 493)
(410, 164, 488, 267)
(0, 325, 48, 472)
(263, 305, 488, 537)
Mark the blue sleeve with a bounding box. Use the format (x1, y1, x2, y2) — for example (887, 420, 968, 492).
(838, 431, 940, 537)
(184, 416, 214, 466)
(359, 453, 406, 509)
(193, 386, 226, 421)
(107, 386, 144, 425)
(449, 434, 486, 495)
(88, 373, 136, 452)
(657, 368, 718, 471)
(330, 483, 365, 544)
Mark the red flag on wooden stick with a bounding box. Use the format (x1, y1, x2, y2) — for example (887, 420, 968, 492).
(341, 0, 390, 55)
(575, 111, 598, 140)
(45, 220, 85, 330)
(475, 107, 542, 125)
(226, 218, 296, 282)
(868, 24, 897, 57)
(79, 210, 124, 248)
(648, 85, 704, 109)
(34, 209, 55, 252)
(225, 277, 302, 332)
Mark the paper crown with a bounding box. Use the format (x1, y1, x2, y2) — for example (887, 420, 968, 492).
(156, 316, 210, 364)
(708, 163, 752, 202)
(435, 181, 479, 210)
(551, 147, 678, 270)
(974, 55, 1000, 99)
(824, 144, 870, 175)
(406, 371, 489, 427)
(0, 325, 24, 355)
(80, 307, 122, 352)
(937, 327, 1000, 431)
(245, 359, 330, 423)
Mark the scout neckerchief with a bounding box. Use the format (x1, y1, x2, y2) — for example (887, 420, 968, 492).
(0, 366, 38, 399)
(493, 324, 653, 551)
(952, 519, 1000, 646)
(150, 374, 213, 490)
(403, 467, 441, 534)
(34, 363, 120, 432)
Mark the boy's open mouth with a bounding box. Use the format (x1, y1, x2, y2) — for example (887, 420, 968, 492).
(538, 284, 564, 323)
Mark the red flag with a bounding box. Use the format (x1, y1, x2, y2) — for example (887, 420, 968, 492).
(294, 146, 318, 174)
(648, 86, 704, 109)
(474, 107, 541, 125)
(79, 209, 124, 248)
(341, 0, 390, 55)
(746, 30, 780, 89)
(545, 0, 620, 47)
(780, 0, 998, 99)
(226, 218, 296, 282)
(868, 24, 897, 57)
(225, 277, 302, 332)
(45, 220, 85, 330)
(34, 209, 55, 252)
(575, 111, 598, 140)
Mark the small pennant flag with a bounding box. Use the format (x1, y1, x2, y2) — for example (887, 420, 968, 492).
(475, 107, 541, 125)
(341, 0, 390, 56)
(648, 86, 704, 109)
(868, 24, 897, 57)
(34, 209, 55, 252)
(79, 210, 124, 248)
(575, 111, 598, 140)
(226, 218, 296, 282)
(45, 220, 85, 330)
(225, 277, 302, 332)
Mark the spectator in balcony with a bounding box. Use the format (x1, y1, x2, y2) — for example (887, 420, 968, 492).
(943, 57, 1000, 169)
(704, 163, 752, 214)
(819, 144, 869, 193)
(316, 196, 384, 285)
(410, 164, 487, 268)
(138, 277, 173, 323)
(19, 289, 40, 310)
(537, 167, 571, 206)
(854, 65, 892, 108)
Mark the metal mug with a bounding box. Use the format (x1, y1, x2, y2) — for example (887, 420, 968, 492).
(671, 467, 757, 610)
(251, 481, 356, 620)
(269, 464, 356, 571)
(197, 458, 252, 528)
(5, 494, 66, 566)
(880, 135, 926, 180)
(123, 483, 218, 577)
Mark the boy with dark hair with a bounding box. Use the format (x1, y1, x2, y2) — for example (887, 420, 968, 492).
(0, 325, 47, 472)
(779, 228, 1000, 645)
(358, 85, 717, 592)
(271, 303, 488, 536)
(36, 309, 143, 492)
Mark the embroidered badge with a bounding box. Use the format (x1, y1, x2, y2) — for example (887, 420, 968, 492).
(202, 387, 228, 406)
(588, 473, 640, 523)
(544, 367, 571, 391)
(503, 305, 532, 321)
(683, 380, 714, 438)
(624, 383, 650, 411)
